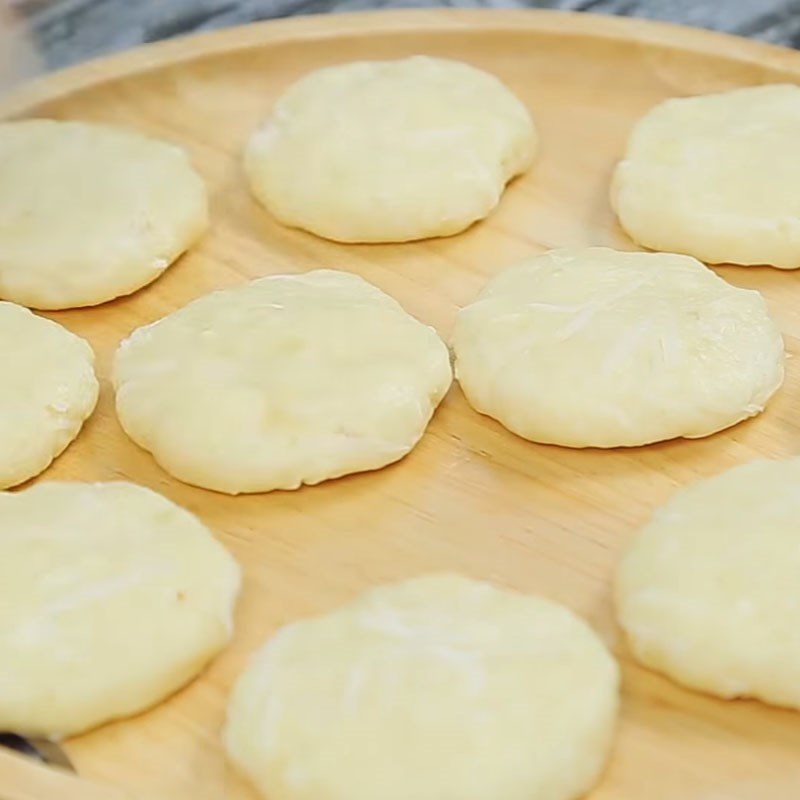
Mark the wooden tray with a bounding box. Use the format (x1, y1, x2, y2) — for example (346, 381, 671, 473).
(2, 9, 800, 799)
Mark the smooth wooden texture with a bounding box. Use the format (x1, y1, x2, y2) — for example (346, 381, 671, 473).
(2, 9, 800, 799)
(0, 748, 135, 800)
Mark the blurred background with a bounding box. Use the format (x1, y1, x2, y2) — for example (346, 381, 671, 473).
(2, 0, 800, 79)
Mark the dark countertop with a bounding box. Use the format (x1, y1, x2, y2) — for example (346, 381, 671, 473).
(16, 0, 800, 70)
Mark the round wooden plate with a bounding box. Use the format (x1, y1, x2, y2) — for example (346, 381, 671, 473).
(3, 10, 800, 799)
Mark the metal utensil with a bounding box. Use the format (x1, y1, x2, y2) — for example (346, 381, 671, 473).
(0, 733, 74, 771)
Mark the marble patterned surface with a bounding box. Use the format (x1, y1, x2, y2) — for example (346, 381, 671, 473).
(16, 0, 800, 70)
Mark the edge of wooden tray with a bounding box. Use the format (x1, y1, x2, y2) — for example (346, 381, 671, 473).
(3, 8, 800, 119)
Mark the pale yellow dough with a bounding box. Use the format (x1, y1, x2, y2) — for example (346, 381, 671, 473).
(612, 84, 800, 268)
(245, 56, 536, 242)
(225, 574, 619, 800)
(0, 482, 241, 738)
(616, 458, 800, 709)
(0, 301, 98, 488)
(113, 270, 452, 494)
(453, 247, 784, 448)
(0, 120, 208, 309)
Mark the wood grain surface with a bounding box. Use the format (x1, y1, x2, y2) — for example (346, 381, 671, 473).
(0, 747, 134, 800)
(2, 10, 800, 799)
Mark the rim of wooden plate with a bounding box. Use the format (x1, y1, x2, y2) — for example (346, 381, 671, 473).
(2, 8, 800, 119)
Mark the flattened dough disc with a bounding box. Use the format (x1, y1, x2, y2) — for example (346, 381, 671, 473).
(617, 458, 800, 709)
(0, 481, 241, 738)
(245, 56, 536, 242)
(0, 120, 208, 309)
(612, 84, 800, 268)
(453, 247, 784, 448)
(225, 574, 619, 800)
(113, 270, 452, 494)
(0, 301, 98, 488)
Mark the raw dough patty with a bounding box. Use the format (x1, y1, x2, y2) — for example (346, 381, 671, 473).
(0, 120, 208, 309)
(0, 301, 98, 488)
(616, 458, 800, 709)
(225, 574, 619, 800)
(113, 270, 452, 494)
(612, 84, 800, 268)
(0, 481, 241, 738)
(245, 56, 536, 242)
(453, 247, 784, 448)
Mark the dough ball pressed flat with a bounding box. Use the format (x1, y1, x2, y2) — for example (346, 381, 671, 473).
(245, 56, 536, 242)
(612, 84, 800, 268)
(225, 574, 619, 800)
(0, 120, 208, 309)
(113, 270, 452, 494)
(0, 481, 241, 738)
(616, 458, 800, 709)
(0, 301, 98, 488)
(453, 247, 784, 448)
